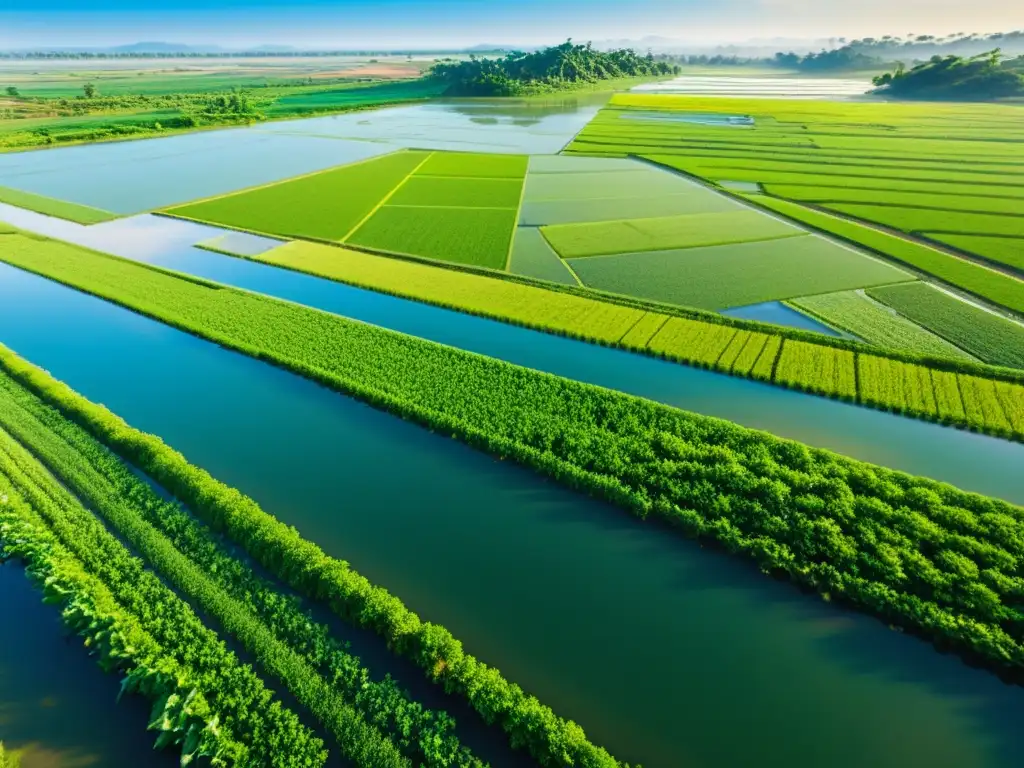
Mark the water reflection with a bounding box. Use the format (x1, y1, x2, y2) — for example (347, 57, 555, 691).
(0, 269, 1022, 767)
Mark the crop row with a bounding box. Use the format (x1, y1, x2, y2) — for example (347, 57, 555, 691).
(0, 421, 323, 767)
(823, 203, 1024, 240)
(0, 370, 478, 767)
(0, 333, 624, 767)
(867, 282, 1024, 369)
(927, 234, 1024, 273)
(788, 290, 976, 361)
(0, 495, 247, 768)
(6, 232, 1022, 443)
(764, 185, 1024, 218)
(734, 194, 1024, 315)
(3, 244, 1024, 682)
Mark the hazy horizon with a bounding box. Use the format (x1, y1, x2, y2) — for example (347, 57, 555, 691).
(1, 0, 1020, 50)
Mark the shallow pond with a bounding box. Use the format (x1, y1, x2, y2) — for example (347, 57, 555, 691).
(1, 260, 1023, 768)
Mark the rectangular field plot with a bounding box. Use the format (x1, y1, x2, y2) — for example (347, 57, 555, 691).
(565, 235, 912, 310)
(823, 203, 1024, 239)
(415, 152, 528, 178)
(774, 341, 857, 399)
(389, 176, 523, 208)
(167, 150, 428, 241)
(524, 170, 700, 202)
(520, 193, 738, 226)
(508, 227, 579, 285)
(542, 210, 803, 259)
(857, 356, 938, 417)
(924, 234, 1024, 272)
(347, 205, 517, 269)
(646, 317, 740, 366)
(867, 282, 1024, 369)
(789, 290, 975, 361)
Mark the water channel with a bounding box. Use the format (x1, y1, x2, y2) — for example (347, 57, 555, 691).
(1, 258, 1022, 768)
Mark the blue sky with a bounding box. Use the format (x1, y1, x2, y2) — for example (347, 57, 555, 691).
(0, 0, 1017, 49)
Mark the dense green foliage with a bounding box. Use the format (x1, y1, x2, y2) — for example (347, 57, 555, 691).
(0, 364, 481, 768)
(0, 341, 624, 768)
(0, 417, 324, 766)
(868, 283, 1024, 369)
(0, 186, 118, 224)
(3, 248, 1024, 685)
(429, 41, 677, 96)
(873, 51, 1024, 100)
(788, 290, 976, 361)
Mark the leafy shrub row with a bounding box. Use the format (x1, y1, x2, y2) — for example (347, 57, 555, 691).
(0, 434, 321, 767)
(0, 370, 481, 768)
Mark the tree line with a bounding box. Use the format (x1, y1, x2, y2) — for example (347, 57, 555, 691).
(430, 40, 679, 96)
(873, 50, 1024, 100)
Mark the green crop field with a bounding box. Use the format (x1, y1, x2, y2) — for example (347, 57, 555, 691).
(347, 205, 518, 268)
(520, 193, 737, 226)
(764, 185, 1024, 217)
(415, 152, 528, 178)
(167, 150, 429, 240)
(565, 94, 1024, 317)
(388, 176, 523, 208)
(7, 230, 1020, 441)
(925, 234, 1024, 272)
(868, 282, 1024, 369)
(523, 169, 697, 201)
(566, 236, 913, 310)
(740, 194, 1024, 314)
(824, 204, 1024, 239)
(0, 185, 118, 224)
(789, 290, 976, 361)
(508, 227, 579, 285)
(541, 210, 803, 259)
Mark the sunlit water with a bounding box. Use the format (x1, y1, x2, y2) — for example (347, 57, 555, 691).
(0, 262, 1022, 768)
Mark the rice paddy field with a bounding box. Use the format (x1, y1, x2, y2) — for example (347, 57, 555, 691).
(2, 71, 1024, 768)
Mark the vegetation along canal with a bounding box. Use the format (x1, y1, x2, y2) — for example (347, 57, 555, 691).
(3, 207, 1016, 503)
(1, 259, 1023, 768)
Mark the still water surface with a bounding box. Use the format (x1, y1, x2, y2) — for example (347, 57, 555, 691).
(1, 261, 1023, 767)
(2, 206, 1020, 504)
(0, 565, 177, 768)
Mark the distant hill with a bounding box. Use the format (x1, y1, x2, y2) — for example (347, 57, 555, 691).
(109, 42, 223, 54)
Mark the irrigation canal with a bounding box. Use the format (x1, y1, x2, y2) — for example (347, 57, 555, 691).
(1, 206, 1021, 505)
(1, 258, 1023, 768)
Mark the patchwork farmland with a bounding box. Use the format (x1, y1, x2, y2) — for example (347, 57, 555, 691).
(1, 66, 1024, 768)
